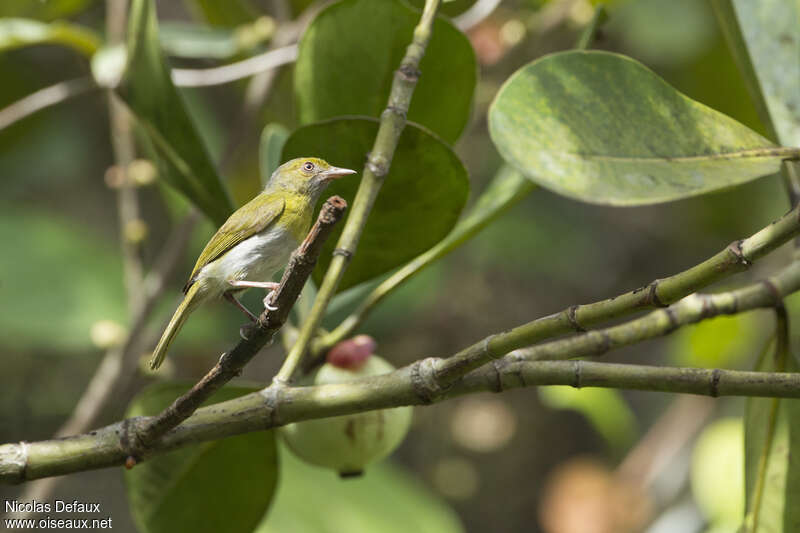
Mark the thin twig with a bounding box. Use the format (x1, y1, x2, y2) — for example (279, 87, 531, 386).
(129, 196, 347, 455)
(275, 0, 444, 384)
(170, 44, 298, 87)
(452, 0, 502, 31)
(431, 201, 800, 385)
(0, 77, 97, 131)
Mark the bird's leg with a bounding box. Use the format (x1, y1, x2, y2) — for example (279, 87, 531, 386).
(223, 291, 258, 323)
(226, 280, 280, 312)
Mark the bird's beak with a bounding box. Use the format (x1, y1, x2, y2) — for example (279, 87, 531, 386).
(321, 166, 357, 180)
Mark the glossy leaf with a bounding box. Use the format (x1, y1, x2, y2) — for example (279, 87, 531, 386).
(259, 123, 290, 186)
(0, 0, 94, 21)
(0, 18, 100, 56)
(160, 18, 275, 59)
(295, 0, 476, 144)
(119, 0, 234, 225)
(691, 418, 744, 528)
(282, 117, 469, 291)
(181, 0, 258, 27)
(712, 0, 800, 147)
(538, 386, 637, 453)
(489, 50, 799, 206)
(744, 348, 800, 531)
(0, 206, 125, 351)
(125, 383, 278, 533)
(257, 445, 463, 533)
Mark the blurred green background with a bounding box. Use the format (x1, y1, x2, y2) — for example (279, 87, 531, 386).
(0, 0, 791, 531)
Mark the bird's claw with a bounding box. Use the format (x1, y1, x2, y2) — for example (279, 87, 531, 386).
(263, 289, 278, 312)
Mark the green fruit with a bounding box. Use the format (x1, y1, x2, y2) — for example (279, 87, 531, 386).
(281, 355, 413, 477)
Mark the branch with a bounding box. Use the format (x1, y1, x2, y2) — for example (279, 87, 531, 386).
(312, 167, 535, 360)
(6, 356, 800, 484)
(129, 196, 346, 455)
(274, 0, 443, 383)
(0, 78, 97, 131)
(430, 202, 800, 385)
(170, 44, 298, 87)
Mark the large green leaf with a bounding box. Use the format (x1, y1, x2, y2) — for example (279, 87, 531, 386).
(125, 383, 278, 533)
(257, 445, 463, 533)
(0, 18, 100, 56)
(711, 0, 800, 147)
(0, 0, 94, 21)
(118, 0, 234, 225)
(282, 117, 469, 291)
(0, 206, 125, 352)
(181, 0, 258, 27)
(744, 349, 800, 531)
(295, 0, 476, 144)
(489, 50, 799, 206)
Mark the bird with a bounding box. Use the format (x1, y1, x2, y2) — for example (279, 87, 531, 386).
(149, 157, 356, 370)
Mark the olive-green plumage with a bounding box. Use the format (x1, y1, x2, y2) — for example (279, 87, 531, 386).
(149, 157, 356, 370)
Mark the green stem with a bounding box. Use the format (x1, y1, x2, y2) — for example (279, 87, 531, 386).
(9, 355, 800, 484)
(314, 4, 608, 358)
(274, 0, 443, 383)
(574, 4, 607, 50)
(748, 308, 789, 531)
(314, 166, 534, 357)
(432, 202, 800, 384)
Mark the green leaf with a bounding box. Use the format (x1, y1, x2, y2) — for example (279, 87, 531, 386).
(295, 0, 476, 144)
(259, 123, 290, 186)
(488, 50, 799, 206)
(160, 18, 275, 59)
(406, 0, 477, 17)
(538, 386, 637, 453)
(0, 0, 94, 21)
(711, 0, 800, 147)
(691, 418, 744, 528)
(119, 0, 234, 225)
(181, 0, 259, 27)
(125, 383, 278, 533)
(0, 18, 100, 56)
(257, 445, 463, 533)
(0, 206, 125, 352)
(668, 314, 758, 368)
(282, 117, 469, 292)
(744, 349, 800, 531)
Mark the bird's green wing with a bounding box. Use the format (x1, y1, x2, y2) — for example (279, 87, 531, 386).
(184, 194, 285, 292)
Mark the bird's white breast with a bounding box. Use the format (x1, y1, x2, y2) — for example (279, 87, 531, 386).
(196, 225, 298, 297)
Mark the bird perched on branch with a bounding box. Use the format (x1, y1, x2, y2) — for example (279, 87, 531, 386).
(149, 157, 356, 370)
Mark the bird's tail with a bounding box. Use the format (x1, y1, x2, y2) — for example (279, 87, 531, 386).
(149, 283, 203, 370)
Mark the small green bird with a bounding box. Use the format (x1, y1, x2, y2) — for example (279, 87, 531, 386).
(149, 157, 356, 370)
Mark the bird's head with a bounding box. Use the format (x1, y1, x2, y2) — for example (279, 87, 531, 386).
(267, 157, 356, 199)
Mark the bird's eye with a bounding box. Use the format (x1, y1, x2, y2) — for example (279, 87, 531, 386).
(302, 161, 315, 172)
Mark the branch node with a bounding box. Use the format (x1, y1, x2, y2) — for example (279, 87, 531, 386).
(648, 281, 668, 307)
(366, 153, 390, 177)
(572, 360, 583, 389)
(397, 63, 421, 82)
(566, 305, 586, 332)
(709, 368, 722, 397)
(332, 248, 353, 260)
(727, 239, 751, 268)
(489, 360, 504, 392)
(259, 385, 282, 427)
(761, 278, 783, 307)
(663, 307, 680, 333)
(410, 357, 444, 404)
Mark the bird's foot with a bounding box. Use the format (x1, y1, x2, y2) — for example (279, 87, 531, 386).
(263, 289, 278, 312)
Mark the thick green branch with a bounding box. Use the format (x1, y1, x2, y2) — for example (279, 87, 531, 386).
(6, 356, 800, 484)
(275, 0, 442, 382)
(432, 202, 800, 384)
